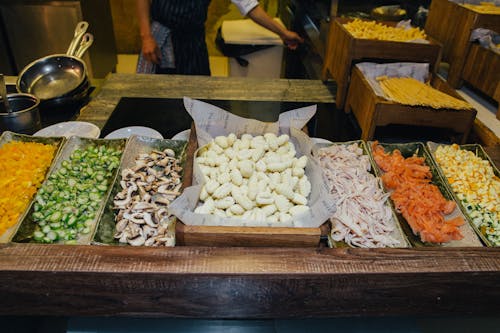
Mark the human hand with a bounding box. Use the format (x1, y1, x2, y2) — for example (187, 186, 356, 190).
(280, 30, 304, 50)
(141, 36, 161, 64)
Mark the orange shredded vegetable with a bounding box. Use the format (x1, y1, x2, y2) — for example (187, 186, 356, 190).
(0, 141, 56, 236)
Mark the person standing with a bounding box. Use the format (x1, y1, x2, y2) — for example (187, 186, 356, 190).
(136, 0, 303, 75)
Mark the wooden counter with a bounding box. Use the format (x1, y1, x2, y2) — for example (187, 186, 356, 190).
(1, 74, 500, 318)
(78, 74, 336, 128)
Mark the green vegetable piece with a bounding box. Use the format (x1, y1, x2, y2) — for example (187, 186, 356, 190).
(33, 231, 44, 241)
(46, 231, 57, 241)
(77, 197, 89, 205)
(32, 212, 43, 220)
(49, 222, 61, 229)
(67, 216, 77, 226)
(96, 184, 108, 192)
(49, 211, 62, 222)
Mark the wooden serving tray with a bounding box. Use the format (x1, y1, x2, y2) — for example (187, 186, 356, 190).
(425, 0, 500, 88)
(345, 67, 477, 143)
(175, 124, 324, 247)
(321, 17, 442, 109)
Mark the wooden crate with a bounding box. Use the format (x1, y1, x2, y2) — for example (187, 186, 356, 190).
(462, 43, 500, 119)
(321, 17, 442, 109)
(425, 0, 500, 88)
(495, 83, 500, 120)
(345, 66, 477, 143)
(175, 124, 324, 247)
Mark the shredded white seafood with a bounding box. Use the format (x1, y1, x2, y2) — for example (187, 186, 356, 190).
(318, 143, 400, 248)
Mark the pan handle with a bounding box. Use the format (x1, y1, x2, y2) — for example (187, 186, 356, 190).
(74, 33, 94, 59)
(66, 21, 89, 56)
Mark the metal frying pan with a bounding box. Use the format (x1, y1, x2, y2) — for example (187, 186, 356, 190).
(16, 23, 93, 100)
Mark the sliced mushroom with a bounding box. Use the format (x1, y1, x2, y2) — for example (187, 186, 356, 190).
(116, 231, 128, 244)
(113, 147, 182, 247)
(143, 212, 158, 227)
(124, 212, 145, 224)
(128, 235, 146, 246)
(164, 149, 175, 157)
(144, 237, 156, 246)
(142, 224, 157, 238)
(115, 219, 128, 232)
(152, 195, 170, 206)
(132, 202, 155, 211)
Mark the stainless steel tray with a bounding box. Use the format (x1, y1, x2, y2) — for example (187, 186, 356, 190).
(93, 135, 187, 246)
(0, 131, 66, 243)
(12, 136, 126, 244)
(314, 140, 410, 248)
(427, 142, 499, 247)
(367, 141, 482, 247)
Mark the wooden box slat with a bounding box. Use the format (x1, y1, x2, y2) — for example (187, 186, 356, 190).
(345, 67, 477, 143)
(175, 124, 323, 247)
(322, 18, 442, 109)
(462, 43, 500, 119)
(425, 0, 500, 88)
(495, 83, 500, 120)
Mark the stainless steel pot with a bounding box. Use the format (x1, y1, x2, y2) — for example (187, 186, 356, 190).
(0, 93, 41, 134)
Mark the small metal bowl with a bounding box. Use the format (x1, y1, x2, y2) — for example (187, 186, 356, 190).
(0, 93, 42, 134)
(371, 5, 407, 21)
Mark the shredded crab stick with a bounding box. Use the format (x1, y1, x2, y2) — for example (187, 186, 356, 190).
(319, 143, 400, 248)
(0, 141, 56, 236)
(371, 142, 464, 243)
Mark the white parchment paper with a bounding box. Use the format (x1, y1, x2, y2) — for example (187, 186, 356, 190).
(169, 97, 337, 228)
(355, 62, 430, 100)
(470, 28, 500, 55)
(395, 20, 429, 44)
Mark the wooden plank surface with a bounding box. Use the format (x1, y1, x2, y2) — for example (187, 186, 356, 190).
(79, 74, 336, 129)
(1, 243, 500, 317)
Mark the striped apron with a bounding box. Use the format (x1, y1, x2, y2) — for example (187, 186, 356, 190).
(151, 0, 212, 75)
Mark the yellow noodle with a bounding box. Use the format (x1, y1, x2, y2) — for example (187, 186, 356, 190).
(377, 77, 472, 110)
(344, 19, 427, 42)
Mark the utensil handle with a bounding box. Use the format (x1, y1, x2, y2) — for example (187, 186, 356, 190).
(74, 33, 94, 59)
(66, 21, 89, 57)
(0, 74, 12, 114)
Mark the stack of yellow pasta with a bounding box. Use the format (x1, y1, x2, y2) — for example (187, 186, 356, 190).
(462, 2, 500, 14)
(377, 76, 472, 110)
(343, 19, 426, 42)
